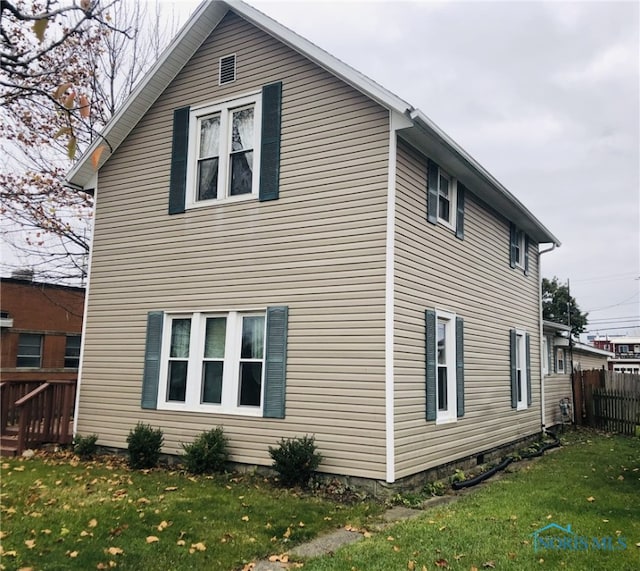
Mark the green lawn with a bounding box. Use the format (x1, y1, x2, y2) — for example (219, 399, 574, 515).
(303, 430, 640, 571)
(0, 453, 380, 570)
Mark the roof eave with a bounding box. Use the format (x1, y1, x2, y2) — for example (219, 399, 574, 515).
(402, 110, 561, 247)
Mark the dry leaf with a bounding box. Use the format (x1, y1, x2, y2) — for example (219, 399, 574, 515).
(106, 547, 123, 556)
(298, 521, 305, 527)
(434, 559, 448, 568)
(586, 496, 595, 502)
(164, 486, 178, 492)
(25, 539, 36, 549)
(69, 551, 79, 558)
(268, 554, 289, 563)
(0, 531, 7, 539)
(241, 515, 249, 522)
(408, 561, 416, 570)
(393, 546, 401, 552)
(483, 562, 496, 569)
(363, 531, 372, 538)
(88, 518, 98, 528)
(157, 520, 170, 531)
(283, 527, 292, 538)
(146, 536, 159, 543)
(177, 540, 186, 546)
(190, 542, 206, 552)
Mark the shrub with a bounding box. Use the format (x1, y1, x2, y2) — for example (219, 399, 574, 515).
(126, 422, 164, 469)
(268, 435, 322, 488)
(72, 433, 98, 459)
(182, 427, 229, 474)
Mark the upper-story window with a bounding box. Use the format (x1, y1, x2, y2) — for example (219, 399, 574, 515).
(509, 224, 529, 274)
(17, 333, 42, 368)
(618, 345, 629, 354)
(427, 160, 465, 239)
(186, 93, 262, 207)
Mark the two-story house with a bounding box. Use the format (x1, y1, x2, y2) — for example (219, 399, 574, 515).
(66, 0, 560, 486)
(593, 336, 640, 374)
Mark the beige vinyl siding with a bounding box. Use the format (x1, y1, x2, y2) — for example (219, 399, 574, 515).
(543, 373, 572, 427)
(77, 12, 390, 479)
(573, 351, 608, 371)
(393, 140, 542, 479)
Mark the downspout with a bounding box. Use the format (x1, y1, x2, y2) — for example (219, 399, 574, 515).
(538, 243, 557, 433)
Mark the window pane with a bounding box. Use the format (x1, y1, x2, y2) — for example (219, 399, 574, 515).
(229, 151, 253, 196)
(170, 319, 191, 358)
(64, 335, 81, 368)
(241, 316, 265, 359)
(517, 370, 522, 402)
(439, 197, 450, 221)
(238, 362, 262, 406)
(202, 361, 223, 404)
(204, 318, 226, 359)
(197, 157, 219, 200)
(439, 174, 449, 197)
(168, 361, 188, 401)
(17, 334, 42, 368)
(437, 321, 446, 365)
(199, 116, 220, 158)
(437, 367, 448, 411)
(231, 108, 254, 152)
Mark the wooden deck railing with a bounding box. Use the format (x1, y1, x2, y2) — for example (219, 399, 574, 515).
(0, 380, 76, 454)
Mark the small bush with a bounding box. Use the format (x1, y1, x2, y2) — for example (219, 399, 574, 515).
(268, 435, 322, 488)
(182, 427, 229, 474)
(126, 422, 164, 469)
(73, 433, 98, 459)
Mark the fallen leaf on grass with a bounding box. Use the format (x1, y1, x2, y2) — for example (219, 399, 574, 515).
(363, 531, 372, 538)
(434, 559, 448, 568)
(189, 542, 206, 553)
(268, 554, 289, 563)
(177, 540, 186, 546)
(242, 563, 255, 571)
(408, 561, 415, 570)
(483, 562, 495, 568)
(586, 496, 595, 502)
(146, 536, 159, 544)
(24, 539, 36, 549)
(164, 486, 178, 492)
(157, 520, 171, 531)
(68, 551, 79, 558)
(241, 515, 249, 522)
(283, 527, 292, 539)
(106, 547, 123, 556)
(0, 531, 7, 539)
(393, 546, 401, 552)
(88, 518, 98, 528)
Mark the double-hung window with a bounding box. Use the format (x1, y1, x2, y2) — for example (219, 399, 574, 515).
(437, 169, 456, 227)
(17, 333, 43, 368)
(64, 335, 81, 369)
(426, 309, 464, 423)
(510, 329, 531, 410)
(187, 94, 262, 206)
(159, 311, 266, 415)
(556, 347, 565, 374)
(509, 224, 529, 273)
(427, 160, 465, 238)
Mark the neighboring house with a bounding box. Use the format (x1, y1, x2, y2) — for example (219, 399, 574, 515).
(541, 321, 572, 428)
(572, 342, 613, 372)
(592, 336, 640, 374)
(66, 0, 560, 485)
(0, 277, 85, 381)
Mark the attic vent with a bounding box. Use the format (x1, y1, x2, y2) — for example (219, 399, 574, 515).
(219, 54, 236, 85)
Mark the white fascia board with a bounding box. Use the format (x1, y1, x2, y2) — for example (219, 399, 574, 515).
(404, 109, 561, 247)
(573, 343, 615, 358)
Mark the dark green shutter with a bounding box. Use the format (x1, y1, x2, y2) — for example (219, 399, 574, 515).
(263, 306, 288, 418)
(455, 316, 464, 417)
(425, 309, 437, 420)
(526, 333, 532, 406)
(427, 160, 439, 224)
(169, 107, 190, 215)
(455, 183, 465, 240)
(524, 235, 530, 275)
(141, 311, 164, 409)
(259, 82, 282, 202)
(456, 182, 465, 240)
(509, 223, 517, 268)
(510, 328, 517, 409)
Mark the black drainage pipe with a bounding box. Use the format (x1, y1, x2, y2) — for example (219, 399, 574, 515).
(451, 432, 561, 491)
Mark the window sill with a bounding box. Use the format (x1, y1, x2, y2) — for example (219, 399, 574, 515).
(435, 415, 457, 425)
(157, 402, 263, 417)
(185, 193, 257, 210)
(516, 404, 528, 412)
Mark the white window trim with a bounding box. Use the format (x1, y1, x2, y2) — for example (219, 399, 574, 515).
(436, 309, 457, 424)
(514, 229, 526, 269)
(437, 167, 457, 230)
(556, 347, 565, 374)
(542, 336, 549, 376)
(157, 310, 266, 416)
(515, 329, 527, 411)
(185, 92, 262, 209)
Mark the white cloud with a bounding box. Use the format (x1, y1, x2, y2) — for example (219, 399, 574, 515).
(555, 41, 638, 84)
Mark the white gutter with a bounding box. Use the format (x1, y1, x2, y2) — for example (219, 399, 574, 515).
(538, 242, 557, 432)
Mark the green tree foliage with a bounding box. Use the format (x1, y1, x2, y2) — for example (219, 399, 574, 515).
(542, 276, 588, 335)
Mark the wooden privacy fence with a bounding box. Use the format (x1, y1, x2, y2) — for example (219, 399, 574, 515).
(573, 369, 640, 436)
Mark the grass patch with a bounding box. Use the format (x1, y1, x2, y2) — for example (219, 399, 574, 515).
(303, 429, 640, 571)
(0, 452, 381, 570)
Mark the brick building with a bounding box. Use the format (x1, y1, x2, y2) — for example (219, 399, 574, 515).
(1, 278, 85, 381)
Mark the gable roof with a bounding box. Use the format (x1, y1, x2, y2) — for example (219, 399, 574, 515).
(66, 0, 560, 246)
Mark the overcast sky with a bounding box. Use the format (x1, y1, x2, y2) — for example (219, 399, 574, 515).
(227, 0, 639, 338)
